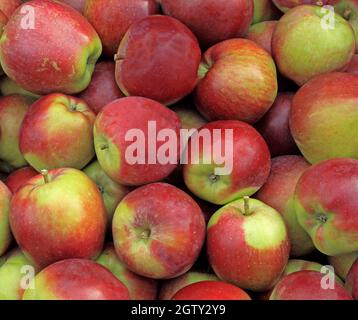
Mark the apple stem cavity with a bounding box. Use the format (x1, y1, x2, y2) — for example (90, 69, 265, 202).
(243, 196, 251, 216)
(209, 174, 219, 183)
(41, 169, 49, 184)
(198, 63, 210, 80)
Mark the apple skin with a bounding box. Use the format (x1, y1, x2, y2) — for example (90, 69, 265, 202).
(160, 0, 253, 47)
(183, 120, 271, 205)
(172, 281, 251, 300)
(20, 93, 96, 171)
(84, 0, 159, 57)
(113, 183, 206, 279)
(328, 251, 358, 280)
(94, 97, 181, 186)
(23, 259, 130, 300)
(78, 62, 124, 114)
(115, 15, 201, 106)
(253, 0, 281, 24)
(5, 166, 37, 193)
(207, 197, 290, 292)
(270, 270, 352, 300)
(10, 168, 107, 268)
(247, 20, 278, 55)
(0, 181, 11, 256)
(290, 72, 358, 163)
(0, 77, 41, 99)
(273, 0, 331, 12)
(171, 102, 207, 131)
(96, 243, 158, 300)
(0, 0, 21, 18)
(272, 5, 355, 86)
(347, 54, 358, 74)
(0, 0, 102, 95)
(346, 259, 358, 299)
(256, 155, 314, 257)
(57, 0, 85, 13)
(294, 158, 358, 256)
(159, 271, 219, 300)
(195, 39, 278, 124)
(0, 10, 7, 76)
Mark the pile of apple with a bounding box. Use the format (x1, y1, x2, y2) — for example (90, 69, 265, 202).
(0, 0, 357, 301)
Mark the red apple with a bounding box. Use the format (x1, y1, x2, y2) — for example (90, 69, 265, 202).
(57, 0, 85, 13)
(273, 0, 331, 12)
(171, 101, 207, 131)
(347, 54, 358, 74)
(5, 166, 37, 193)
(247, 20, 278, 55)
(346, 258, 358, 299)
(115, 15, 201, 105)
(195, 39, 278, 124)
(328, 251, 358, 280)
(0, 181, 11, 256)
(112, 183, 206, 279)
(10, 168, 106, 268)
(23, 259, 130, 300)
(0, 0, 21, 18)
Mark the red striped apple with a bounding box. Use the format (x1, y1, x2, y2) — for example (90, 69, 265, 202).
(5, 166, 37, 193)
(247, 20, 278, 55)
(0, 181, 11, 256)
(346, 259, 358, 299)
(328, 251, 358, 280)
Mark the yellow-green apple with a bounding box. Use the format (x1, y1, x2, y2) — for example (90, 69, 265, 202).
(160, 0, 253, 47)
(96, 243, 158, 300)
(23, 259, 130, 300)
(256, 93, 299, 156)
(290, 73, 358, 163)
(252, 0, 281, 24)
(159, 271, 219, 300)
(256, 156, 314, 256)
(195, 39, 277, 124)
(0, 0, 102, 95)
(58, 0, 85, 13)
(94, 97, 181, 186)
(273, 0, 331, 12)
(0, 95, 34, 170)
(270, 270, 352, 300)
(83, 161, 129, 225)
(115, 15, 201, 105)
(346, 259, 358, 299)
(272, 5, 355, 86)
(112, 183, 206, 279)
(5, 166, 37, 193)
(0, 77, 41, 99)
(183, 120, 271, 205)
(0, 181, 11, 256)
(84, 0, 159, 57)
(19, 93, 96, 171)
(294, 158, 358, 256)
(328, 251, 358, 280)
(247, 20, 278, 55)
(10, 168, 106, 268)
(347, 54, 358, 74)
(207, 197, 290, 292)
(78, 61, 124, 114)
(0, 0, 21, 18)
(172, 281, 251, 300)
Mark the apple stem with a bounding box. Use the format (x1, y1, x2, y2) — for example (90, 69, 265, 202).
(243, 196, 250, 216)
(41, 169, 49, 184)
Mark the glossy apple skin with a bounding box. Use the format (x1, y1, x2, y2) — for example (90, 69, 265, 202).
(5, 166, 37, 193)
(273, 0, 331, 12)
(184, 120, 271, 205)
(256, 156, 314, 256)
(58, 0, 85, 13)
(270, 271, 352, 300)
(0, 181, 11, 256)
(247, 20, 277, 55)
(96, 243, 158, 300)
(0, 0, 21, 18)
(196, 39, 278, 124)
(328, 251, 358, 280)
(85, 0, 159, 57)
(94, 97, 181, 186)
(159, 271, 219, 300)
(113, 183, 206, 279)
(23, 259, 130, 300)
(347, 54, 358, 74)
(160, 0, 253, 47)
(10, 168, 106, 268)
(346, 259, 358, 299)
(207, 198, 290, 292)
(290, 73, 358, 163)
(78, 62, 124, 114)
(172, 281, 251, 300)
(115, 15, 201, 105)
(0, 0, 102, 95)
(294, 158, 358, 256)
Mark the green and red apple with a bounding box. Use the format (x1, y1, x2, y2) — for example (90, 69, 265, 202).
(247, 20, 278, 55)
(346, 258, 358, 299)
(252, 0, 281, 24)
(0, 77, 41, 99)
(0, 180, 11, 257)
(5, 166, 37, 194)
(328, 251, 358, 280)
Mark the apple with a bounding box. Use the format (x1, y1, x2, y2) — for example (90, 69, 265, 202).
(159, 271, 219, 300)
(207, 197, 290, 292)
(23, 259, 130, 300)
(247, 20, 278, 55)
(84, 0, 159, 57)
(272, 5, 355, 86)
(172, 281, 251, 300)
(256, 155, 314, 257)
(0, 0, 21, 18)
(171, 101, 207, 131)
(0, 10, 7, 76)
(0, 94, 34, 170)
(20, 93, 96, 171)
(5, 166, 37, 193)
(346, 258, 358, 299)
(347, 54, 358, 74)
(273, 0, 331, 12)
(160, 0, 253, 47)
(10, 168, 106, 268)
(183, 120, 271, 205)
(0, 77, 41, 99)
(112, 183, 206, 279)
(283, 259, 323, 276)
(78, 61, 124, 114)
(96, 243, 158, 300)
(290, 72, 358, 163)
(58, 0, 85, 13)
(294, 158, 358, 256)
(0, 181, 11, 256)
(270, 270, 352, 300)
(0, 0, 102, 95)
(94, 96, 181, 186)
(115, 15, 201, 106)
(252, 0, 281, 24)
(256, 93, 299, 156)
(328, 251, 358, 280)
(195, 39, 278, 124)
